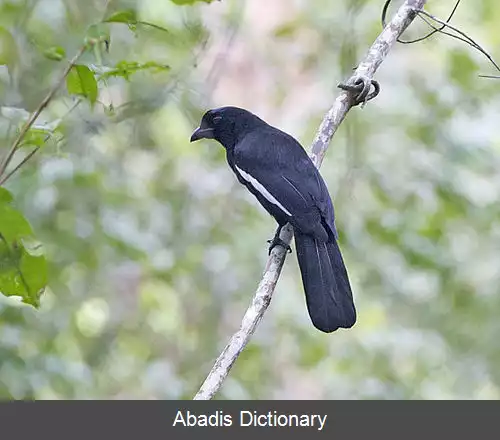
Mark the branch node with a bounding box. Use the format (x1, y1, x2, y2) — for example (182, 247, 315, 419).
(338, 77, 380, 107)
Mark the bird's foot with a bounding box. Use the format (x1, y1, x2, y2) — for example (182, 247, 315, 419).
(267, 236, 292, 256)
(338, 76, 380, 107)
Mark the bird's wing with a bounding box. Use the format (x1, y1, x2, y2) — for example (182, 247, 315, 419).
(232, 129, 336, 239)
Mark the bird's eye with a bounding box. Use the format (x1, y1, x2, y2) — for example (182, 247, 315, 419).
(213, 115, 223, 123)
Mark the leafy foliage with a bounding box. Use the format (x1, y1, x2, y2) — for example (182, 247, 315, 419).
(104, 10, 137, 24)
(99, 61, 170, 81)
(0, 189, 47, 307)
(43, 46, 66, 62)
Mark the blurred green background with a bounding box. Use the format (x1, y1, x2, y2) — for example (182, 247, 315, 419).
(1, 0, 500, 399)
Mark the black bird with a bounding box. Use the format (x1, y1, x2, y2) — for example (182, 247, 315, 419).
(190, 106, 356, 333)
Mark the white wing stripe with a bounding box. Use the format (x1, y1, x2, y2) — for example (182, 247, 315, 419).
(234, 165, 292, 217)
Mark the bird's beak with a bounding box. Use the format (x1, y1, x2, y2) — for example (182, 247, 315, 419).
(190, 127, 215, 142)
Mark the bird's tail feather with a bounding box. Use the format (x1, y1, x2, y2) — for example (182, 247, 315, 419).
(294, 229, 356, 333)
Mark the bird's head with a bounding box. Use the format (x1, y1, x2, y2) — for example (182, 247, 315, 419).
(190, 106, 265, 149)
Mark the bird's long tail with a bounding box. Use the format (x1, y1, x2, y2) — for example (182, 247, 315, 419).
(294, 229, 356, 333)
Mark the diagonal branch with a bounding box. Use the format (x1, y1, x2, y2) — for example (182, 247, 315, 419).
(193, 0, 427, 401)
(0, 98, 83, 187)
(0, 46, 86, 182)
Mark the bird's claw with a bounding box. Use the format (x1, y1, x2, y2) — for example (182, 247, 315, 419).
(338, 76, 380, 107)
(267, 237, 292, 255)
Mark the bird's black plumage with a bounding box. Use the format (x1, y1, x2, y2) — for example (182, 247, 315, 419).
(190, 106, 356, 333)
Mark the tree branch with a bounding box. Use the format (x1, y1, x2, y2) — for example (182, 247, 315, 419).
(193, 0, 427, 401)
(0, 46, 86, 183)
(0, 98, 83, 187)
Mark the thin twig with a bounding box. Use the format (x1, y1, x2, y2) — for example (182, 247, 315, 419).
(0, 98, 83, 186)
(383, 0, 500, 77)
(416, 9, 500, 74)
(0, 46, 87, 182)
(0, 148, 40, 187)
(193, 0, 427, 401)
(382, 0, 461, 44)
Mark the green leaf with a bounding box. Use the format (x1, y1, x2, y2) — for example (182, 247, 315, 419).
(21, 122, 63, 149)
(20, 127, 51, 147)
(0, 241, 47, 307)
(0, 187, 13, 204)
(99, 61, 170, 81)
(104, 9, 137, 24)
(66, 64, 98, 105)
(0, 26, 17, 67)
(1, 106, 62, 147)
(0, 194, 47, 308)
(43, 46, 65, 61)
(0, 204, 32, 244)
(103, 10, 171, 35)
